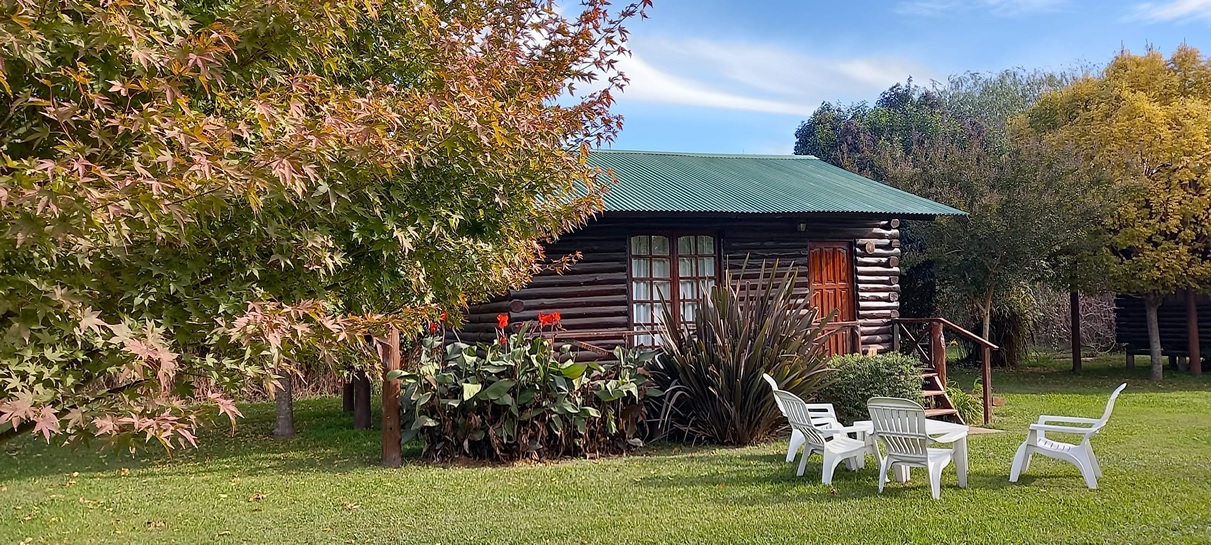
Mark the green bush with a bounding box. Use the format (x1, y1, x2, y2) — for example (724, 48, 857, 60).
(392, 325, 661, 462)
(648, 261, 833, 445)
(818, 353, 923, 424)
(946, 381, 984, 425)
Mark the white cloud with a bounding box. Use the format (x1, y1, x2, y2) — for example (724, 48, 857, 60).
(1133, 0, 1211, 21)
(896, 0, 1067, 16)
(614, 38, 934, 117)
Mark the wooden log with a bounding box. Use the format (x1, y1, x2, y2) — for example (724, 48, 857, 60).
(856, 275, 900, 285)
(510, 284, 628, 299)
(1071, 290, 1082, 374)
(857, 309, 901, 319)
(855, 266, 900, 276)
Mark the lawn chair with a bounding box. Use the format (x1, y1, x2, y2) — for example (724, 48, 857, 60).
(1009, 382, 1127, 489)
(771, 389, 874, 484)
(762, 373, 844, 463)
(867, 397, 957, 499)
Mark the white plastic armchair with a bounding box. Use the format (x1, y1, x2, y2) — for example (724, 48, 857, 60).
(867, 397, 956, 499)
(762, 374, 844, 463)
(1010, 382, 1126, 489)
(771, 390, 873, 484)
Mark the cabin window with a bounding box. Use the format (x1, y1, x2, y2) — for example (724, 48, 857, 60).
(629, 234, 717, 346)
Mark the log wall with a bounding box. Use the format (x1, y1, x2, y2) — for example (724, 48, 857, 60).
(1115, 294, 1211, 356)
(460, 214, 902, 354)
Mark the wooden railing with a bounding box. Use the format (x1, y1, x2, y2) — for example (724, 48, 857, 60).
(892, 318, 999, 425)
(821, 320, 862, 356)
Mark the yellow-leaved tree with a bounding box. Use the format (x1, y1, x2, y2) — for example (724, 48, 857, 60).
(1025, 46, 1211, 380)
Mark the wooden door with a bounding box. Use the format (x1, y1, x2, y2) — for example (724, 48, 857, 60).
(809, 241, 856, 355)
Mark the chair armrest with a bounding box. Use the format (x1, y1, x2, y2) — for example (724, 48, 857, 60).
(1037, 415, 1100, 425)
(1029, 423, 1097, 435)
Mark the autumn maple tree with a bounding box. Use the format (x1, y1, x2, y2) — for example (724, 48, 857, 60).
(1024, 46, 1211, 380)
(0, 0, 647, 448)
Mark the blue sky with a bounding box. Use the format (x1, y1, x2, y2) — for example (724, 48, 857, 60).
(601, 0, 1211, 154)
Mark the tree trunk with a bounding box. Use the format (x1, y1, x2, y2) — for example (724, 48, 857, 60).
(1144, 293, 1164, 381)
(1070, 289, 1082, 374)
(342, 380, 354, 413)
(382, 329, 403, 468)
(353, 370, 372, 430)
(273, 372, 295, 438)
(1188, 289, 1202, 376)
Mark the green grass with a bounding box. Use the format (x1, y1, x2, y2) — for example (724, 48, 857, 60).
(3, 353, 1210, 544)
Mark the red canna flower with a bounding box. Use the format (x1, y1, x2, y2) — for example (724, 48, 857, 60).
(550, 311, 561, 324)
(537, 312, 551, 326)
(440, 311, 448, 322)
(499, 336, 508, 345)
(496, 313, 509, 329)
(429, 322, 439, 334)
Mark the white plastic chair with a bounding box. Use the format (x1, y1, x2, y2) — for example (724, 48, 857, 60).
(1009, 382, 1126, 489)
(867, 397, 956, 499)
(772, 390, 873, 484)
(762, 374, 844, 463)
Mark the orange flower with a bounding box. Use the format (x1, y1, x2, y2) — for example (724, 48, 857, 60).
(429, 322, 439, 334)
(499, 336, 508, 345)
(550, 311, 561, 324)
(496, 314, 509, 329)
(440, 311, 448, 322)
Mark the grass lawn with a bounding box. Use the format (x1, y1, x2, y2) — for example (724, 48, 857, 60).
(2, 353, 1210, 544)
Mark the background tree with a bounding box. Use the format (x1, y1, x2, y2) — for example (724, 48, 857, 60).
(0, 0, 646, 448)
(795, 69, 1107, 366)
(1024, 46, 1211, 380)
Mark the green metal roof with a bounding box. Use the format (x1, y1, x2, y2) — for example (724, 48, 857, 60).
(587, 150, 965, 218)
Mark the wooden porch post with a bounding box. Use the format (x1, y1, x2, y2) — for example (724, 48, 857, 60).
(382, 328, 403, 467)
(1189, 289, 1202, 376)
(981, 346, 992, 426)
(930, 320, 947, 387)
(1070, 289, 1082, 374)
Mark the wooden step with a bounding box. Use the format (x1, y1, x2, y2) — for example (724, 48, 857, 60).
(922, 389, 946, 397)
(924, 408, 958, 417)
(920, 372, 939, 378)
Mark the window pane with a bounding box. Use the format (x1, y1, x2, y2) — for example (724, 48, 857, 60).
(654, 281, 671, 300)
(652, 236, 670, 256)
(630, 236, 649, 256)
(679, 257, 695, 276)
(631, 258, 649, 278)
(680, 279, 698, 299)
(698, 235, 714, 254)
(700, 279, 715, 296)
(699, 257, 715, 275)
(633, 303, 651, 324)
(652, 258, 670, 277)
(632, 281, 651, 300)
(682, 301, 698, 321)
(678, 236, 694, 254)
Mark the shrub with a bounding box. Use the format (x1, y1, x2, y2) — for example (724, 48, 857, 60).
(946, 381, 984, 425)
(648, 261, 833, 445)
(818, 353, 923, 424)
(393, 325, 661, 462)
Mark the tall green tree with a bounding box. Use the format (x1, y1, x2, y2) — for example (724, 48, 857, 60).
(1024, 46, 1211, 380)
(795, 70, 1106, 364)
(0, 0, 647, 448)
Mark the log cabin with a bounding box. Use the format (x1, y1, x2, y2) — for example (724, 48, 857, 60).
(1115, 292, 1207, 374)
(458, 150, 965, 358)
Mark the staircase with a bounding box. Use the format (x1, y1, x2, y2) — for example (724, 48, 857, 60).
(892, 317, 999, 425)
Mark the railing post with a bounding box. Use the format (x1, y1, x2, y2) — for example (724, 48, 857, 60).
(852, 325, 862, 355)
(930, 319, 947, 386)
(892, 322, 900, 352)
(981, 345, 993, 426)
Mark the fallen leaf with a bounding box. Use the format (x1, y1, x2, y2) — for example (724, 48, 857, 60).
(341, 502, 360, 511)
(248, 493, 266, 502)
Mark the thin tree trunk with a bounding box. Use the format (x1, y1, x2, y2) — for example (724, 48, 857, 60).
(1070, 289, 1082, 374)
(980, 285, 994, 359)
(353, 370, 372, 430)
(1144, 293, 1164, 381)
(273, 372, 295, 438)
(342, 380, 354, 413)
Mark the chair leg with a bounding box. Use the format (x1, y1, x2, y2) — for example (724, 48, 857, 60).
(1070, 453, 1098, 489)
(787, 430, 805, 463)
(877, 456, 892, 494)
(1085, 443, 1102, 478)
(1009, 441, 1031, 482)
(929, 464, 943, 500)
(822, 452, 845, 485)
(796, 448, 811, 477)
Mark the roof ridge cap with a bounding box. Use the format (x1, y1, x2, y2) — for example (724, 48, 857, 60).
(590, 149, 818, 160)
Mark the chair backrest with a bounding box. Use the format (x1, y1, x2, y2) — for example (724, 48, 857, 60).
(867, 397, 931, 461)
(772, 390, 830, 448)
(764, 373, 840, 429)
(1093, 382, 1128, 430)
